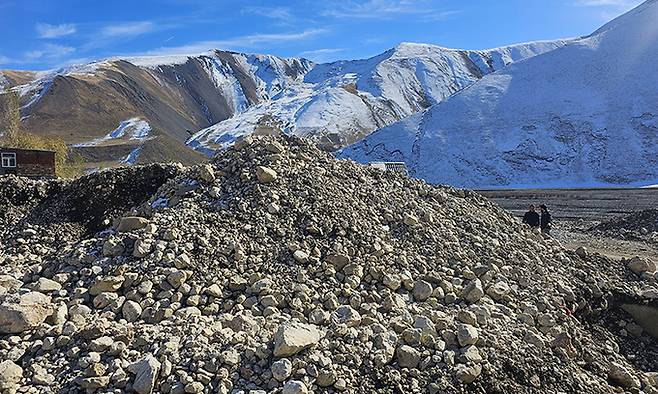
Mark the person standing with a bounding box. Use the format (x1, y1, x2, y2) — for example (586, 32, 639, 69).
(522, 205, 540, 229)
(540, 204, 552, 235)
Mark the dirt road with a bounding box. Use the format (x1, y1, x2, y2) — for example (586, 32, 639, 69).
(480, 188, 658, 261)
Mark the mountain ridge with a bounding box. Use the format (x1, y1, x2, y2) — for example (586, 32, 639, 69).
(187, 39, 569, 152)
(2, 39, 568, 169)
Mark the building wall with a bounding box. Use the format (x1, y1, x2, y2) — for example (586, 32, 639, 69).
(0, 148, 56, 177)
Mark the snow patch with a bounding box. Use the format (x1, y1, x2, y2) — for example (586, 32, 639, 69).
(74, 118, 151, 147)
(122, 145, 144, 165)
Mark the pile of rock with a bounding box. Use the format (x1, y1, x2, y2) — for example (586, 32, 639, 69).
(591, 209, 658, 245)
(1, 135, 657, 393)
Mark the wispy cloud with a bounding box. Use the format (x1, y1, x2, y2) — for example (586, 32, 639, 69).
(36, 23, 77, 38)
(144, 29, 328, 55)
(323, 0, 460, 21)
(23, 44, 75, 62)
(299, 48, 344, 62)
(100, 21, 156, 38)
(0, 55, 10, 65)
(576, 0, 638, 6)
(243, 6, 294, 22)
(574, 0, 643, 20)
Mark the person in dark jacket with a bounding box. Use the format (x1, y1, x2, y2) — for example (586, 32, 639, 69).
(540, 204, 552, 235)
(522, 205, 540, 228)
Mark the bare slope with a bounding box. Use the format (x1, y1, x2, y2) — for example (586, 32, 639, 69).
(11, 40, 566, 167)
(14, 52, 312, 167)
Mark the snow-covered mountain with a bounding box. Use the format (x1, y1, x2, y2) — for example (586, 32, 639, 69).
(340, 0, 658, 188)
(188, 40, 569, 151)
(8, 51, 312, 167)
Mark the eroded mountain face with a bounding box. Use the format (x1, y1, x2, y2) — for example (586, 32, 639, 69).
(188, 41, 569, 152)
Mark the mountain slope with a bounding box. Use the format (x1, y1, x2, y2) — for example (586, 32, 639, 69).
(0, 70, 39, 89)
(340, 0, 658, 188)
(9, 51, 312, 167)
(189, 40, 569, 151)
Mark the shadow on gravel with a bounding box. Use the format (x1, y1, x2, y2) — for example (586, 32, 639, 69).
(10, 164, 181, 241)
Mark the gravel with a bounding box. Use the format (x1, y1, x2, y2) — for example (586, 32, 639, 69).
(0, 135, 657, 393)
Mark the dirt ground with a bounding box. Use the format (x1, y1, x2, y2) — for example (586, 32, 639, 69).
(480, 188, 658, 262)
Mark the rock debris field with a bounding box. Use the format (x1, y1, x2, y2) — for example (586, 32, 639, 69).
(1, 135, 657, 394)
(591, 209, 658, 246)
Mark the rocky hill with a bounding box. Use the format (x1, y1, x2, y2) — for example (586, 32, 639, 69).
(1, 136, 657, 393)
(340, 0, 658, 188)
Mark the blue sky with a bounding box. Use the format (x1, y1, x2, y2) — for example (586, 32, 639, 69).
(0, 0, 645, 70)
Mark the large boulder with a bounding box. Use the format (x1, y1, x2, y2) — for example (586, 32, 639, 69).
(0, 292, 53, 334)
(273, 322, 322, 357)
(117, 216, 149, 232)
(627, 257, 656, 275)
(256, 166, 278, 183)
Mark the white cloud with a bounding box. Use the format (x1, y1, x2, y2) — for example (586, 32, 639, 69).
(24, 44, 76, 61)
(323, 0, 459, 21)
(0, 55, 10, 65)
(101, 21, 156, 38)
(575, 0, 643, 8)
(298, 48, 344, 62)
(36, 23, 77, 38)
(574, 0, 644, 20)
(144, 29, 328, 55)
(243, 6, 294, 21)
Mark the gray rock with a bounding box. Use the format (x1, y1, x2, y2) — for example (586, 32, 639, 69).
(463, 279, 485, 303)
(128, 355, 161, 394)
(0, 360, 23, 385)
(198, 164, 216, 184)
(455, 364, 482, 383)
(457, 324, 479, 346)
(608, 362, 641, 389)
(331, 305, 362, 327)
(34, 278, 62, 292)
(0, 275, 22, 293)
(396, 345, 421, 369)
(486, 281, 510, 301)
(122, 300, 143, 322)
(205, 284, 222, 297)
(412, 280, 433, 302)
(282, 380, 308, 394)
(117, 216, 149, 232)
(627, 256, 656, 275)
(256, 166, 278, 183)
(89, 276, 124, 296)
(271, 358, 293, 381)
